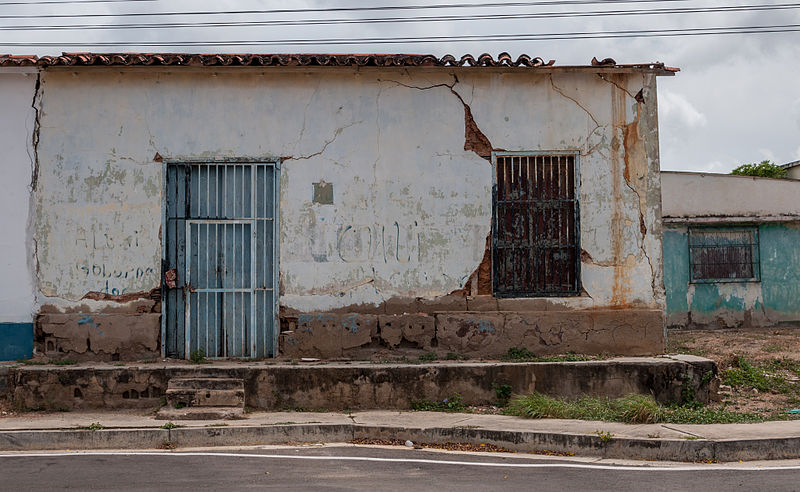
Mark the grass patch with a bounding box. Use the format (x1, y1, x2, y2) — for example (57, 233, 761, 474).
(15, 358, 45, 365)
(502, 348, 594, 363)
(411, 394, 467, 413)
(504, 392, 772, 424)
(159, 422, 181, 430)
(444, 352, 468, 361)
(52, 359, 77, 366)
(418, 352, 437, 362)
(722, 356, 796, 394)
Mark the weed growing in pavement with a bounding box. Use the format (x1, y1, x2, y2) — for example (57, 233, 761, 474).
(15, 358, 45, 365)
(502, 348, 594, 363)
(52, 359, 77, 366)
(492, 382, 513, 407)
(594, 430, 613, 443)
(444, 352, 467, 361)
(159, 422, 180, 430)
(503, 392, 777, 424)
(85, 422, 104, 431)
(418, 352, 437, 362)
(189, 349, 206, 364)
(411, 394, 467, 412)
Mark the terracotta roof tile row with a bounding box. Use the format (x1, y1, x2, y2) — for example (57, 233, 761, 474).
(0, 52, 677, 73)
(0, 52, 550, 67)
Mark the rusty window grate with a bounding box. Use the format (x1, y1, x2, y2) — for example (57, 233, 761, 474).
(689, 227, 760, 283)
(492, 152, 581, 297)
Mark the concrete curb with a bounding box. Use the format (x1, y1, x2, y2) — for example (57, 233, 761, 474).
(0, 423, 797, 462)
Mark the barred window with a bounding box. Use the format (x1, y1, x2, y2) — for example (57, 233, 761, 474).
(492, 152, 581, 297)
(689, 227, 760, 282)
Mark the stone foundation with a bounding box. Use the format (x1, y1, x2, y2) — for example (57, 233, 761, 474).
(35, 312, 160, 362)
(5, 355, 715, 411)
(280, 308, 665, 358)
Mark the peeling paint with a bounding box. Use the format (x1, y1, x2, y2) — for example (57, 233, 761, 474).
(28, 68, 666, 336)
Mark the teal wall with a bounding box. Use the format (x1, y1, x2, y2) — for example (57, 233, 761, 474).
(0, 322, 33, 361)
(663, 222, 800, 328)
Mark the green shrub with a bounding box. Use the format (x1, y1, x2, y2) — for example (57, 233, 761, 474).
(411, 394, 467, 412)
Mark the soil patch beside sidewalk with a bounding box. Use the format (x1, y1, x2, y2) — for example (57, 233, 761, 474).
(668, 326, 800, 416)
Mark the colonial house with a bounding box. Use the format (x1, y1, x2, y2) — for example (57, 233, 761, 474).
(662, 171, 800, 329)
(0, 53, 676, 361)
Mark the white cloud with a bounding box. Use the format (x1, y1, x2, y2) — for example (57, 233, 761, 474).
(659, 91, 707, 128)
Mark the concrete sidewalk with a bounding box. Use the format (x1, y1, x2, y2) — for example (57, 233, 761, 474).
(1, 409, 799, 462)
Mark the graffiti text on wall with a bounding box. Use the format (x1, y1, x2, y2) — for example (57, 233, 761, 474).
(75, 263, 156, 295)
(337, 221, 421, 263)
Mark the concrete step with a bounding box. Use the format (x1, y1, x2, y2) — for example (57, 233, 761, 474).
(155, 406, 245, 421)
(165, 377, 245, 409)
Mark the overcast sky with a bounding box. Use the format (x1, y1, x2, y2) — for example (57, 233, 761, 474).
(2, 0, 798, 173)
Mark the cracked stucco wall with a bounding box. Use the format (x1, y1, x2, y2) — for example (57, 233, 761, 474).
(31, 67, 664, 314)
(664, 223, 800, 329)
(0, 71, 38, 323)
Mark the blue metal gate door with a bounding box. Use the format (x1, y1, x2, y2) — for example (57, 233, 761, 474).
(186, 220, 254, 358)
(164, 161, 278, 359)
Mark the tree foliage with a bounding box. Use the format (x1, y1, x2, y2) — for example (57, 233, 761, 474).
(730, 160, 788, 179)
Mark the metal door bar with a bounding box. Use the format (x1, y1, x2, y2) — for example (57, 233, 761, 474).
(162, 159, 280, 359)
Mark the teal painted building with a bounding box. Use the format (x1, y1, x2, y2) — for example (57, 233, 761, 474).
(661, 172, 800, 329)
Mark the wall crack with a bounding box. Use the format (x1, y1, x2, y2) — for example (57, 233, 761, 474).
(284, 120, 363, 161)
(383, 76, 494, 159)
(549, 75, 602, 150)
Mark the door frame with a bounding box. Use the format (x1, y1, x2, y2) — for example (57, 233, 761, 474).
(160, 158, 281, 359)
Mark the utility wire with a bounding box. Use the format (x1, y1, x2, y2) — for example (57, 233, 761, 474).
(0, 0, 153, 4)
(0, 0, 698, 20)
(1, 23, 798, 46)
(1, 3, 797, 31)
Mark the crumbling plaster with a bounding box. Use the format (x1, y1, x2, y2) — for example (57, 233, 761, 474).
(31, 67, 664, 315)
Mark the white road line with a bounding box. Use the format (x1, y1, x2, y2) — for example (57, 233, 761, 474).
(0, 451, 798, 471)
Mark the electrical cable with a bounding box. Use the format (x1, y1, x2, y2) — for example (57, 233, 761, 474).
(0, 3, 795, 31)
(1, 23, 798, 46)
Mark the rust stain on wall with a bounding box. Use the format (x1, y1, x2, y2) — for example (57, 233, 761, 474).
(609, 74, 631, 306)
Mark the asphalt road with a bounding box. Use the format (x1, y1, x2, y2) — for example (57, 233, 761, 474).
(1, 445, 799, 491)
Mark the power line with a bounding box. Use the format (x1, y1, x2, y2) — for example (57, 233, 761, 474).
(0, 0, 698, 20)
(1, 23, 798, 46)
(0, 0, 154, 4)
(1, 3, 796, 31)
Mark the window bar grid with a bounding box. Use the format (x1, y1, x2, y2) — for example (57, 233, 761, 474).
(492, 153, 580, 297)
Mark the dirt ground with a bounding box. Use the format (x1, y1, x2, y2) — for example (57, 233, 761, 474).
(667, 326, 800, 415)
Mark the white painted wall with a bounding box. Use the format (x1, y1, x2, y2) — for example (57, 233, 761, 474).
(662, 171, 800, 220)
(33, 67, 665, 312)
(0, 70, 37, 323)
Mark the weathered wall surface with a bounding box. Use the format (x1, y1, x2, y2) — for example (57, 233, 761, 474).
(664, 223, 800, 329)
(662, 171, 800, 221)
(0, 71, 38, 360)
(31, 67, 666, 357)
(8, 356, 717, 411)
